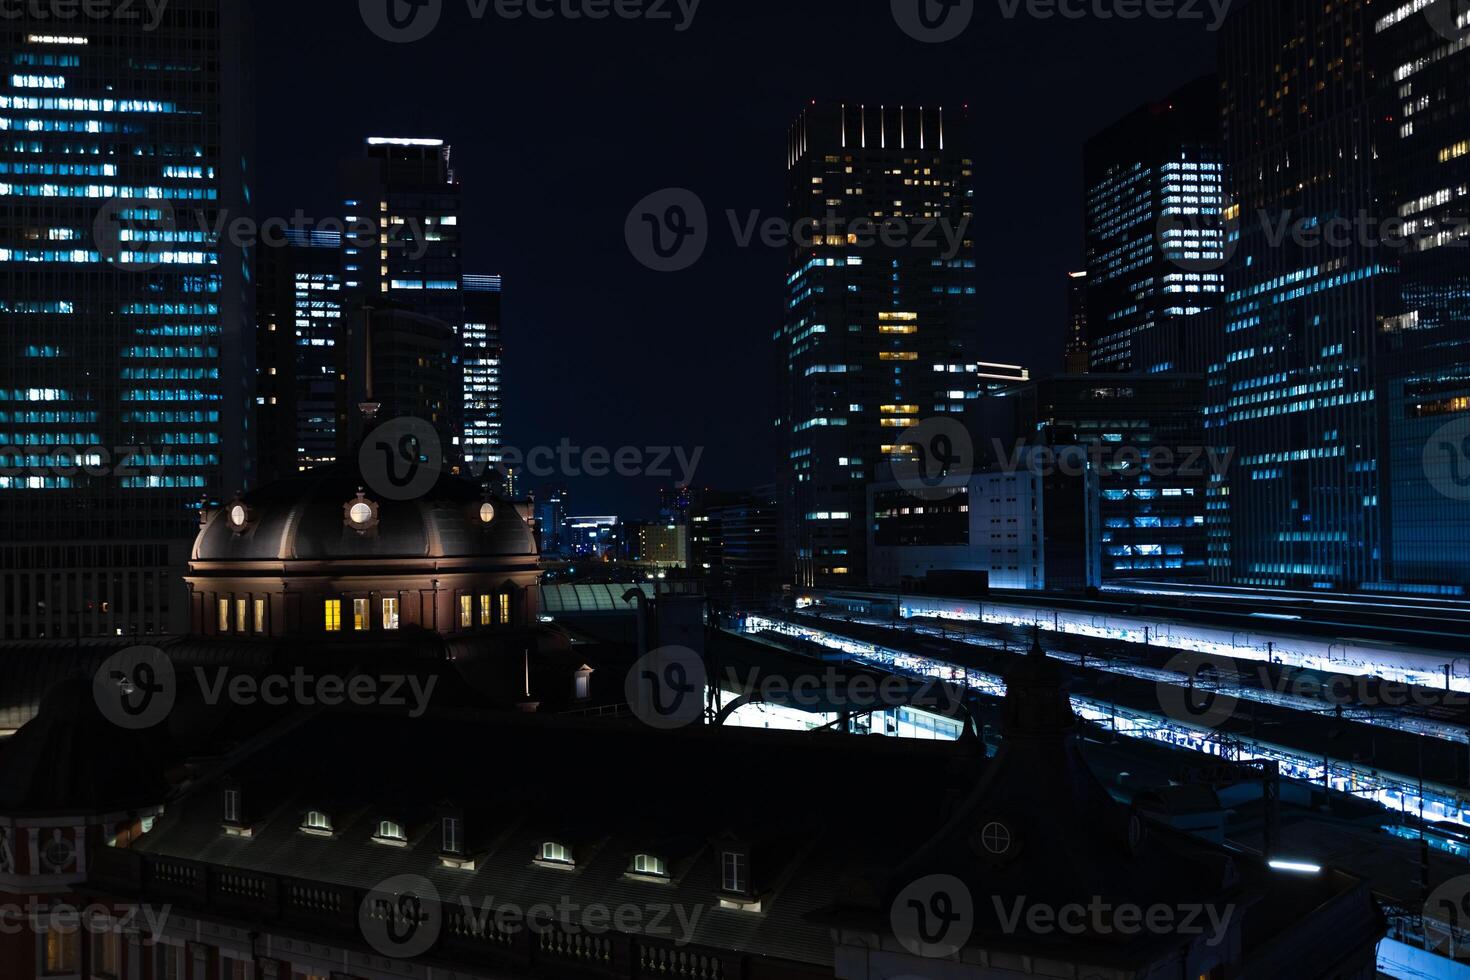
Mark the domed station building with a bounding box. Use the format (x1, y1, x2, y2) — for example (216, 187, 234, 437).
(186, 458, 540, 644)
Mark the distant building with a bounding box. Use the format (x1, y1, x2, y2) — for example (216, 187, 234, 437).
(1010, 374, 1209, 581)
(535, 487, 571, 556)
(867, 447, 1101, 592)
(256, 229, 345, 484)
(564, 516, 622, 560)
(631, 523, 688, 569)
(689, 486, 780, 585)
(462, 274, 504, 476)
(1085, 75, 1223, 374)
(779, 103, 979, 588)
(1065, 270, 1090, 374)
(337, 308, 456, 456)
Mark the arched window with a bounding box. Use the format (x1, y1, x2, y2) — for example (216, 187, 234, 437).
(303, 810, 332, 833)
(377, 820, 406, 843)
(632, 853, 667, 877)
(540, 841, 572, 865)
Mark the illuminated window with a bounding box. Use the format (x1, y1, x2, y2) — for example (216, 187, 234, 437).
(91, 930, 119, 977)
(633, 853, 667, 877)
(498, 592, 511, 625)
(304, 810, 332, 833)
(540, 841, 572, 865)
(479, 594, 492, 626)
(217, 597, 229, 632)
(377, 820, 406, 843)
(235, 598, 247, 634)
(353, 598, 370, 631)
(382, 597, 400, 630)
(722, 851, 748, 893)
(253, 598, 266, 634)
(442, 816, 463, 855)
(223, 788, 240, 823)
(459, 595, 472, 629)
(324, 600, 342, 633)
(43, 929, 78, 974)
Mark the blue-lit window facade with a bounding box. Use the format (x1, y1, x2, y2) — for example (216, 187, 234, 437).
(462, 274, 503, 472)
(779, 104, 979, 587)
(1211, 1, 1383, 589)
(1373, 2, 1470, 593)
(0, 3, 252, 638)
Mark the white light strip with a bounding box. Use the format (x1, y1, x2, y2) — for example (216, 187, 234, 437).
(367, 137, 444, 147)
(27, 34, 87, 45)
(1268, 860, 1322, 874)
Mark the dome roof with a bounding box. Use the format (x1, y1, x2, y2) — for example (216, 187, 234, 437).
(194, 460, 535, 563)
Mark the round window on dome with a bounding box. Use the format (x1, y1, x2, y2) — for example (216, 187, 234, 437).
(349, 502, 374, 525)
(479, 502, 495, 525)
(229, 504, 248, 527)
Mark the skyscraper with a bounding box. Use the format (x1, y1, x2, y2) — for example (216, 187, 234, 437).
(1212, 0, 1383, 589)
(0, 1, 253, 639)
(341, 138, 465, 458)
(462, 273, 504, 478)
(1084, 75, 1223, 374)
(1373, 2, 1470, 593)
(256, 229, 344, 484)
(778, 103, 978, 587)
(1065, 270, 1090, 374)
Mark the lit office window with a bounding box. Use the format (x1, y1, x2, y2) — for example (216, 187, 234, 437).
(479, 594, 492, 626)
(498, 592, 511, 625)
(217, 597, 229, 632)
(459, 595, 472, 629)
(324, 600, 342, 633)
(353, 598, 369, 631)
(382, 597, 400, 630)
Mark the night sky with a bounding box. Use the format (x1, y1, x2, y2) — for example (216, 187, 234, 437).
(253, 0, 1219, 517)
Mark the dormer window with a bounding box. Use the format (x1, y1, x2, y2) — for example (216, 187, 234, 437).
(303, 810, 333, 836)
(223, 788, 241, 824)
(538, 841, 573, 867)
(442, 816, 463, 855)
(375, 820, 407, 845)
(632, 853, 667, 878)
(721, 850, 748, 895)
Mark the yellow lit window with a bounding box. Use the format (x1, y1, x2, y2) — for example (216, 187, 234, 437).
(254, 598, 266, 634)
(459, 595, 472, 629)
(235, 598, 247, 634)
(324, 600, 342, 633)
(353, 598, 369, 631)
(878, 352, 918, 361)
(499, 592, 511, 625)
(217, 598, 229, 632)
(479, 594, 492, 626)
(382, 597, 400, 630)
(880, 405, 919, 414)
(45, 930, 78, 973)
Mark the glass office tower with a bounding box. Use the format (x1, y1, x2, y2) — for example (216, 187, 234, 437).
(1084, 75, 1224, 375)
(1373, 1, 1470, 593)
(462, 273, 503, 477)
(0, 1, 253, 638)
(1212, 0, 1384, 589)
(778, 103, 978, 587)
